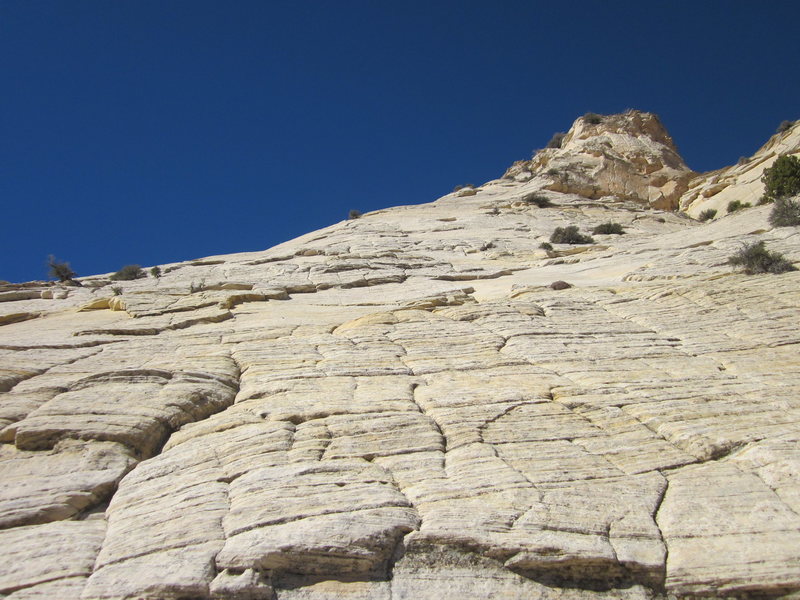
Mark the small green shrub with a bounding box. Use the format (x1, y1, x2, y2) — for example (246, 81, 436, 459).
(698, 209, 717, 222)
(546, 132, 566, 149)
(727, 200, 751, 214)
(727, 241, 796, 274)
(546, 168, 559, 176)
(769, 196, 800, 227)
(47, 255, 75, 282)
(539, 242, 553, 251)
(592, 222, 625, 235)
(583, 112, 603, 125)
(150, 266, 162, 278)
(550, 225, 595, 244)
(550, 280, 572, 290)
(521, 192, 552, 207)
(110, 264, 144, 281)
(777, 120, 795, 134)
(348, 209, 362, 220)
(111, 286, 122, 296)
(761, 154, 800, 203)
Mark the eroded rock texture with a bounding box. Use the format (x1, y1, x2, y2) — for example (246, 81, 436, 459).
(1, 112, 799, 599)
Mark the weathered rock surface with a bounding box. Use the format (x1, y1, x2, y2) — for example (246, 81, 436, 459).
(505, 111, 696, 209)
(1, 111, 799, 599)
(681, 120, 800, 216)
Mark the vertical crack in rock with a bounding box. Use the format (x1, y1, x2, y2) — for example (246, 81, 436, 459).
(80, 348, 250, 599)
(2, 341, 246, 597)
(652, 474, 669, 592)
(83, 430, 230, 599)
(408, 381, 447, 454)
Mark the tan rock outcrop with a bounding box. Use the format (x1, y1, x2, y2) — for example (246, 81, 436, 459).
(680, 119, 800, 217)
(505, 110, 696, 209)
(1, 112, 799, 599)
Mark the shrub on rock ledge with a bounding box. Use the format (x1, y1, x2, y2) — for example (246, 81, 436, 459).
(761, 154, 800, 204)
(521, 193, 552, 208)
(47, 255, 76, 282)
(550, 226, 594, 244)
(727, 200, 751, 214)
(592, 222, 625, 235)
(110, 265, 145, 281)
(583, 112, 603, 125)
(698, 209, 717, 222)
(727, 241, 796, 274)
(546, 132, 566, 149)
(769, 196, 800, 227)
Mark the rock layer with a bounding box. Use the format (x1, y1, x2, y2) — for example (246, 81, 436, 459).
(1, 113, 799, 599)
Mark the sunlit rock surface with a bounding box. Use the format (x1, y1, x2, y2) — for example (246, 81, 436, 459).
(1, 112, 799, 599)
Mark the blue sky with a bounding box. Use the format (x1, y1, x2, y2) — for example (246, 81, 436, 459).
(2, 1, 798, 283)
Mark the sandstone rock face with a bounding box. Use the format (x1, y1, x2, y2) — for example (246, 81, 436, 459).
(1, 113, 800, 599)
(681, 120, 800, 217)
(504, 111, 696, 210)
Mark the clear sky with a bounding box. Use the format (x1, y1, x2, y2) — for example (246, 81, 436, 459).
(2, 1, 798, 283)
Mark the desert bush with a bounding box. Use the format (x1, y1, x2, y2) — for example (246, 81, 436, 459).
(583, 112, 603, 125)
(550, 225, 595, 244)
(550, 280, 572, 290)
(777, 120, 795, 134)
(539, 242, 553, 251)
(521, 192, 552, 207)
(698, 209, 717, 222)
(47, 255, 75, 282)
(150, 266, 162, 278)
(727, 241, 796, 274)
(592, 222, 625, 235)
(348, 209, 362, 220)
(546, 132, 566, 149)
(111, 286, 122, 296)
(768, 196, 800, 227)
(110, 264, 144, 281)
(727, 200, 751, 214)
(761, 154, 800, 203)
